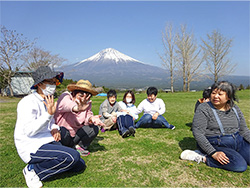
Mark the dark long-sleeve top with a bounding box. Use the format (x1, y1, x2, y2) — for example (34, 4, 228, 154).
(192, 102, 250, 155)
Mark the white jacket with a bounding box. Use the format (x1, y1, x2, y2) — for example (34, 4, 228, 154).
(118, 101, 139, 120)
(14, 92, 59, 163)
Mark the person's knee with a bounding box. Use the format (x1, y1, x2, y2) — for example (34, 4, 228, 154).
(87, 125, 99, 137)
(65, 148, 81, 165)
(60, 127, 74, 147)
(93, 125, 99, 136)
(232, 160, 248, 172)
(74, 158, 86, 172)
(156, 115, 167, 122)
(68, 152, 86, 172)
(222, 156, 248, 172)
(143, 114, 152, 123)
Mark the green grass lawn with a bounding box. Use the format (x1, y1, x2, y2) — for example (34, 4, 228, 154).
(1, 90, 250, 187)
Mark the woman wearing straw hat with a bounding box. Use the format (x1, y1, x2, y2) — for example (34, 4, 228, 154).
(14, 66, 86, 188)
(54, 79, 105, 156)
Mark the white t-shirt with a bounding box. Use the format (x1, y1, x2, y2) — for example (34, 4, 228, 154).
(136, 98, 166, 116)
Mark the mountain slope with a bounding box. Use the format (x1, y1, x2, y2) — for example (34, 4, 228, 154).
(61, 48, 169, 88)
(60, 48, 250, 90)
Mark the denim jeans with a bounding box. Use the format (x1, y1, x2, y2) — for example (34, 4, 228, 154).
(135, 114, 171, 128)
(29, 141, 86, 181)
(201, 132, 250, 172)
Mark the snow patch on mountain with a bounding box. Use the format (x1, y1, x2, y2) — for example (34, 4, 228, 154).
(74, 48, 142, 67)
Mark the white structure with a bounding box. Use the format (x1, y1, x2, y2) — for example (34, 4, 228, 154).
(4, 71, 34, 96)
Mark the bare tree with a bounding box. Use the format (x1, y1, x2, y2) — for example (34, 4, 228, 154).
(176, 24, 204, 91)
(201, 30, 235, 83)
(0, 66, 9, 96)
(159, 23, 177, 93)
(23, 47, 66, 71)
(0, 26, 33, 96)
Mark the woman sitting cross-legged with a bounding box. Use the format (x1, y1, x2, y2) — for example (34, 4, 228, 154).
(180, 81, 250, 172)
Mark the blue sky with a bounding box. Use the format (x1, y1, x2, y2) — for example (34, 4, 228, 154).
(1, 1, 249, 76)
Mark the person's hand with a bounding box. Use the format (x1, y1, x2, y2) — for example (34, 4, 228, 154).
(212, 151, 230, 165)
(152, 112, 159, 120)
(74, 93, 91, 112)
(89, 115, 106, 126)
(121, 109, 130, 114)
(44, 95, 57, 115)
(51, 129, 61, 142)
(112, 116, 117, 123)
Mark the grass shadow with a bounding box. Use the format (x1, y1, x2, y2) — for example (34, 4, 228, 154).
(89, 136, 106, 153)
(185, 122, 192, 127)
(178, 137, 197, 151)
(137, 123, 168, 128)
(45, 166, 87, 183)
(186, 122, 192, 131)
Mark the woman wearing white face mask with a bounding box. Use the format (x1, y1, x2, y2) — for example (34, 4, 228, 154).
(40, 81, 57, 96)
(117, 90, 138, 138)
(14, 66, 86, 188)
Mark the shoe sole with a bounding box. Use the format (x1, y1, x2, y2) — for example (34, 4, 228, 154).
(122, 130, 130, 138)
(76, 148, 90, 156)
(23, 166, 43, 188)
(129, 127, 136, 137)
(77, 150, 90, 156)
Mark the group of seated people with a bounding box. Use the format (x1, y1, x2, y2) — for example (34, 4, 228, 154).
(14, 66, 250, 187)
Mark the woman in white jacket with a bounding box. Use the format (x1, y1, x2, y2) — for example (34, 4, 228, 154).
(14, 66, 86, 188)
(117, 90, 138, 138)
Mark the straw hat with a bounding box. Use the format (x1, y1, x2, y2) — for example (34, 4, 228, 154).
(31, 66, 64, 89)
(67, 79, 98, 96)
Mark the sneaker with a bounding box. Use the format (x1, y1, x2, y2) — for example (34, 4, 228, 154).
(128, 126, 136, 137)
(180, 149, 205, 164)
(122, 129, 130, 138)
(169, 125, 175, 130)
(23, 165, 43, 188)
(75, 145, 90, 156)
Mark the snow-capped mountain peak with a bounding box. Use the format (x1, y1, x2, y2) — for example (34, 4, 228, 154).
(76, 48, 141, 66)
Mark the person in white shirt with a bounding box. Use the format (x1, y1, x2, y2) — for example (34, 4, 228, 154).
(117, 90, 138, 138)
(135, 87, 175, 129)
(14, 66, 86, 188)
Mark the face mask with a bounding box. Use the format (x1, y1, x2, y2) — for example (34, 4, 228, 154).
(41, 84, 56, 96)
(126, 98, 132, 103)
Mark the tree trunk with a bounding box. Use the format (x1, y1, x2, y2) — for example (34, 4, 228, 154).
(7, 77, 14, 97)
(182, 61, 186, 92)
(170, 72, 174, 93)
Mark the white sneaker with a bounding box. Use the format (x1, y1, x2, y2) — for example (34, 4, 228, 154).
(180, 149, 205, 164)
(23, 165, 43, 188)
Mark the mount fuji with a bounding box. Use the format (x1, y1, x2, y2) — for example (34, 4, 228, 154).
(61, 48, 169, 88)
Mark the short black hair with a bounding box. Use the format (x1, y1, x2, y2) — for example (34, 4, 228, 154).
(107, 89, 117, 99)
(147, 87, 158, 96)
(211, 81, 238, 107)
(203, 88, 211, 99)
